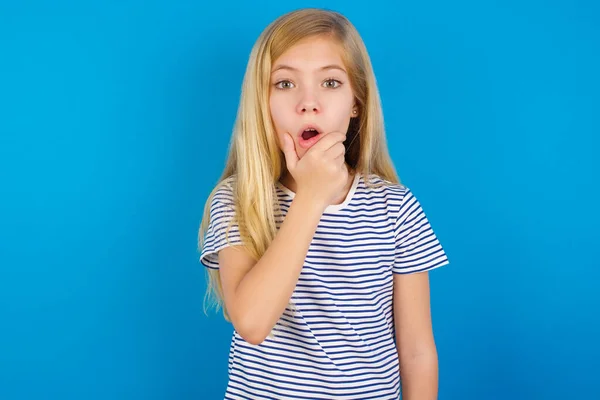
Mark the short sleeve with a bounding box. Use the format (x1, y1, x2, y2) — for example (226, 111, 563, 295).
(393, 188, 450, 274)
(199, 181, 244, 270)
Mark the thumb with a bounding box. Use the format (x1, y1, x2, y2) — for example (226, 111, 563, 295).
(281, 132, 299, 171)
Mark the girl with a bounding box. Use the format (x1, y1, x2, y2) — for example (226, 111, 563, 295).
(199, 8, 449, 400)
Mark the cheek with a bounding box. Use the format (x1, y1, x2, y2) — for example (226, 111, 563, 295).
(269, 94, 290, 150)
(269, 92, 289, 131)
(330, 101, 354, 126)
(327, 88, 354, 117)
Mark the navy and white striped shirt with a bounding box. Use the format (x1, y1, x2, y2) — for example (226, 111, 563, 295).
(201, 173, 449, 399)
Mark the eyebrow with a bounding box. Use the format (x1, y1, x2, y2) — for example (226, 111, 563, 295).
(271, 64, 347, 74)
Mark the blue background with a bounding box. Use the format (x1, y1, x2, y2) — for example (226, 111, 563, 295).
(1, 1, 598, 399)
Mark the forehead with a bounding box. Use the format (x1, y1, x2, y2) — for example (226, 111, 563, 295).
(271, 36, 345, 72)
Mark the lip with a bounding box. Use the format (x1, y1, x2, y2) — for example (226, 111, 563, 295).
(297, 123, 324, 149)
(297, 123, 324, 138)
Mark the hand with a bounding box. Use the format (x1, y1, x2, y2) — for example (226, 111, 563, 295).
(280, 131, 349, 210)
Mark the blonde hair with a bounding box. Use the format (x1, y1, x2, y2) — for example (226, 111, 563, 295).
(198, 8, 400, 320)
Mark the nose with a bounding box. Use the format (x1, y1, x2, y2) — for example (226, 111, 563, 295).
(296, 89, 321, 115)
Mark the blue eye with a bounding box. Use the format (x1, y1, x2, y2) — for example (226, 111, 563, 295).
(273, 79, 342, 90)
(323, 79, 342, 88)
(274, 80, 295, 89)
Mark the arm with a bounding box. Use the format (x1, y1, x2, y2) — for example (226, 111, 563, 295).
(216, 131, 348, 345)
(394, 271, 439, 400)
(218, 193, 324, 345)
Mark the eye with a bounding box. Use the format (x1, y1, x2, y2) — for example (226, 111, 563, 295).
(323, 78, 342, 89)
(274, 80, 295, 89)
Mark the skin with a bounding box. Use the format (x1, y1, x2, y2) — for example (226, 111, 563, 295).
(269, 35, 356, 159)
(219, 34, 439, 400)
(269, 35, 357, 204)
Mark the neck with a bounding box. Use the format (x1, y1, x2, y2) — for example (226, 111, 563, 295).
(279, 163, 356, 206)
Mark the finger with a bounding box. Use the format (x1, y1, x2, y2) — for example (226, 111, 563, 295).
(280, 132, 299, 171)
(333, 153, 346, 166)
(307, 131, 347, 153)
(326, 142, 346, 159)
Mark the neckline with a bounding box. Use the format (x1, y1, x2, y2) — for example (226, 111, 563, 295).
(276, 172, 361, 213)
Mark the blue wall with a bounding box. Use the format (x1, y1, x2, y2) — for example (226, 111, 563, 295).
(1, 1, 598, 399)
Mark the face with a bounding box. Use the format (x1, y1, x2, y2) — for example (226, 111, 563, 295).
(269, 36, 357, 159)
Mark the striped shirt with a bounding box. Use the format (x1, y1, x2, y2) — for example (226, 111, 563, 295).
(200, 173, 450, 399)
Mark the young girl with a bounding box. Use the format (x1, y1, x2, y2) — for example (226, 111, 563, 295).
(199, 8, 449, 400)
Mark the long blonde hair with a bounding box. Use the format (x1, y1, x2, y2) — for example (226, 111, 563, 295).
(199, 8, 400, 319)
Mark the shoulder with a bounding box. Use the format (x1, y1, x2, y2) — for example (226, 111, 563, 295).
(213, 175, 236, 199)
(359, 173, 424, 223)
(209, 175, 237, 213)
(362, 173, 411, 201)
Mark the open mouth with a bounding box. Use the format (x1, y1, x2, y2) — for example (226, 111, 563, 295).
(301, 128, 319, 140)
(297, 124, 324, 149)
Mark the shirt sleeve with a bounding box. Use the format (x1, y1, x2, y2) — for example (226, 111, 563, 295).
(199, 181, 243, 270)
(393, 188, 450, 274)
